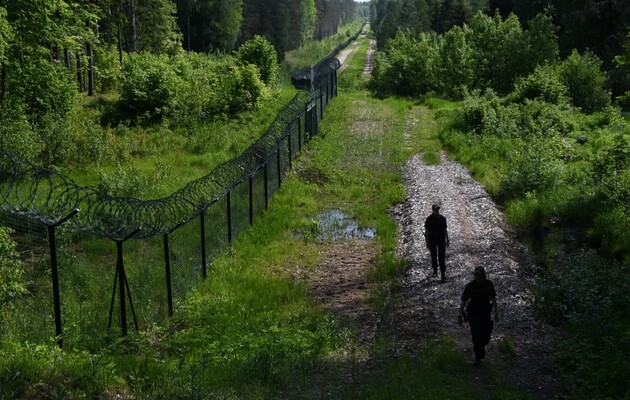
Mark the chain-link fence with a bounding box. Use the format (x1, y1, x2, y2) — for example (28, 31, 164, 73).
(0, 24, 364, 349)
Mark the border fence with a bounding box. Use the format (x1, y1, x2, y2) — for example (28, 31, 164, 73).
(0, 25, 365, 349)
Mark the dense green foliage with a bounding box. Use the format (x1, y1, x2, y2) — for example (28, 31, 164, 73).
(532, 250, 630, 399)
(0, 227, 26, 314)
(370, 12, 564, 99)
(236, 35, 280, 85)
(371, 0, 630, 99)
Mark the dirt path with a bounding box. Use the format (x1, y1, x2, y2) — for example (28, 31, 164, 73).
(384, 152, 561, 398)
(305, 34, 562, 399)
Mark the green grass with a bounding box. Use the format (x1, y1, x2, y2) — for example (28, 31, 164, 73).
(283, 22, 364, 72)
(65, 86, 297, 199)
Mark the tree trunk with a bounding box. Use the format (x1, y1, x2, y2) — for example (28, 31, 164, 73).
(186, 11, 191, 51)
(77, 55, 84, 92)
(86, 21, 95, 96)
(130, 0, 137, 52)
(64, 48, 71, 70)
(87, 43, 94, 96)
(117, 5, 124, 65)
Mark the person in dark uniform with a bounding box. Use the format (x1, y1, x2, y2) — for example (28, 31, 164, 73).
(424, 203, 449, 281)
(458, 266, 499, 366)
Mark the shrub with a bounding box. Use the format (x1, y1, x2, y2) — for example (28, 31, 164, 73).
(0, 227, 27, 311)
(457, 91, 519, 137)
(467, 12, 527, 94)
(510, 65, 569, 105)
(368, 31, 439, 98)
(498, 137, 564, 200)
(436, 25, 474, 99)
(236, 36, 280, 86)
(97, 164, 149, 197)
(226, 63, 268, 113)
(0, 101, 40, 163)
(534, 250, 630, 398)
(119, 52, 181, 120)
(557, 50, 611, 114)
(172, 53, 231, 120)
(94, 45, 121, 93)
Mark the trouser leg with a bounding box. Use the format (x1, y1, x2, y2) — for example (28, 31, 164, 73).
(437, 240, 446, 276)
(428, 240, 438, 273)
(469, 314, 492, 361)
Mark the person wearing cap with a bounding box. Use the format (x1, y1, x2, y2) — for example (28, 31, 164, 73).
(424, 203, 449, 281)
(458, 266, 498, 366)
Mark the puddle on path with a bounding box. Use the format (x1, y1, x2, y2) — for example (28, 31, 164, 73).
(311, 209, 376, 240)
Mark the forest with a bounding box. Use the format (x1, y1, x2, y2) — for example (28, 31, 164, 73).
(0, 0, 629, 398)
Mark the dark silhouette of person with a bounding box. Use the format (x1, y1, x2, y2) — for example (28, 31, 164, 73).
(424, 203, 449, 281)
(458, 266, 499, 366)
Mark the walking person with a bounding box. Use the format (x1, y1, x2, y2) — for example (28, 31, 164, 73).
(424, 203, 449, 281)
(458, 266, 499, 366)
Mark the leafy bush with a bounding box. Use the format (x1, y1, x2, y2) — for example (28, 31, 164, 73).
(172, 53, 232, 120)
(0, 227, 27, 311)
(368, 31, 439, 97)
(97, 164, 149, 197)
(467, 12, 527, 94)
(436, 25, 474, 99)
(457, 91, 519, 137)
(0, 101, 40, 163)
(119, 52, 181, 121)
(557, 50, 611, 114)
(226, 63, 268, 113)
(510, 65, 569, 105)
(533, 250, 630, 398)
(498, 137, 564, 200)
(93, 45, 121, 93)
(236, 35, 280, 86)
(171, 53, 267, 121)
(7, 57, 77, 125)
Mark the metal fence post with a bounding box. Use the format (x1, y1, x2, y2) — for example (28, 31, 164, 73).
(46, 208, 79, 348)
(107, 228, 141, 337)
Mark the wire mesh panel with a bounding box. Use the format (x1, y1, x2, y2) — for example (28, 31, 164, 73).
(204, 196, 230, 261)
(278, 137, 289, 179)
(58, 232, 116, 348)
(266, 152, 280, 200)
(251, 167, 267, 220)
(289, 120, 300, 161)
(229, 179, 251, 240)
(168, 216, 203, 304)
(1, 226, 52, 344)
(123, 235, 168, 326)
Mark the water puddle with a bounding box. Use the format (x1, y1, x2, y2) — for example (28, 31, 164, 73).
(305, 209, 376, 241)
